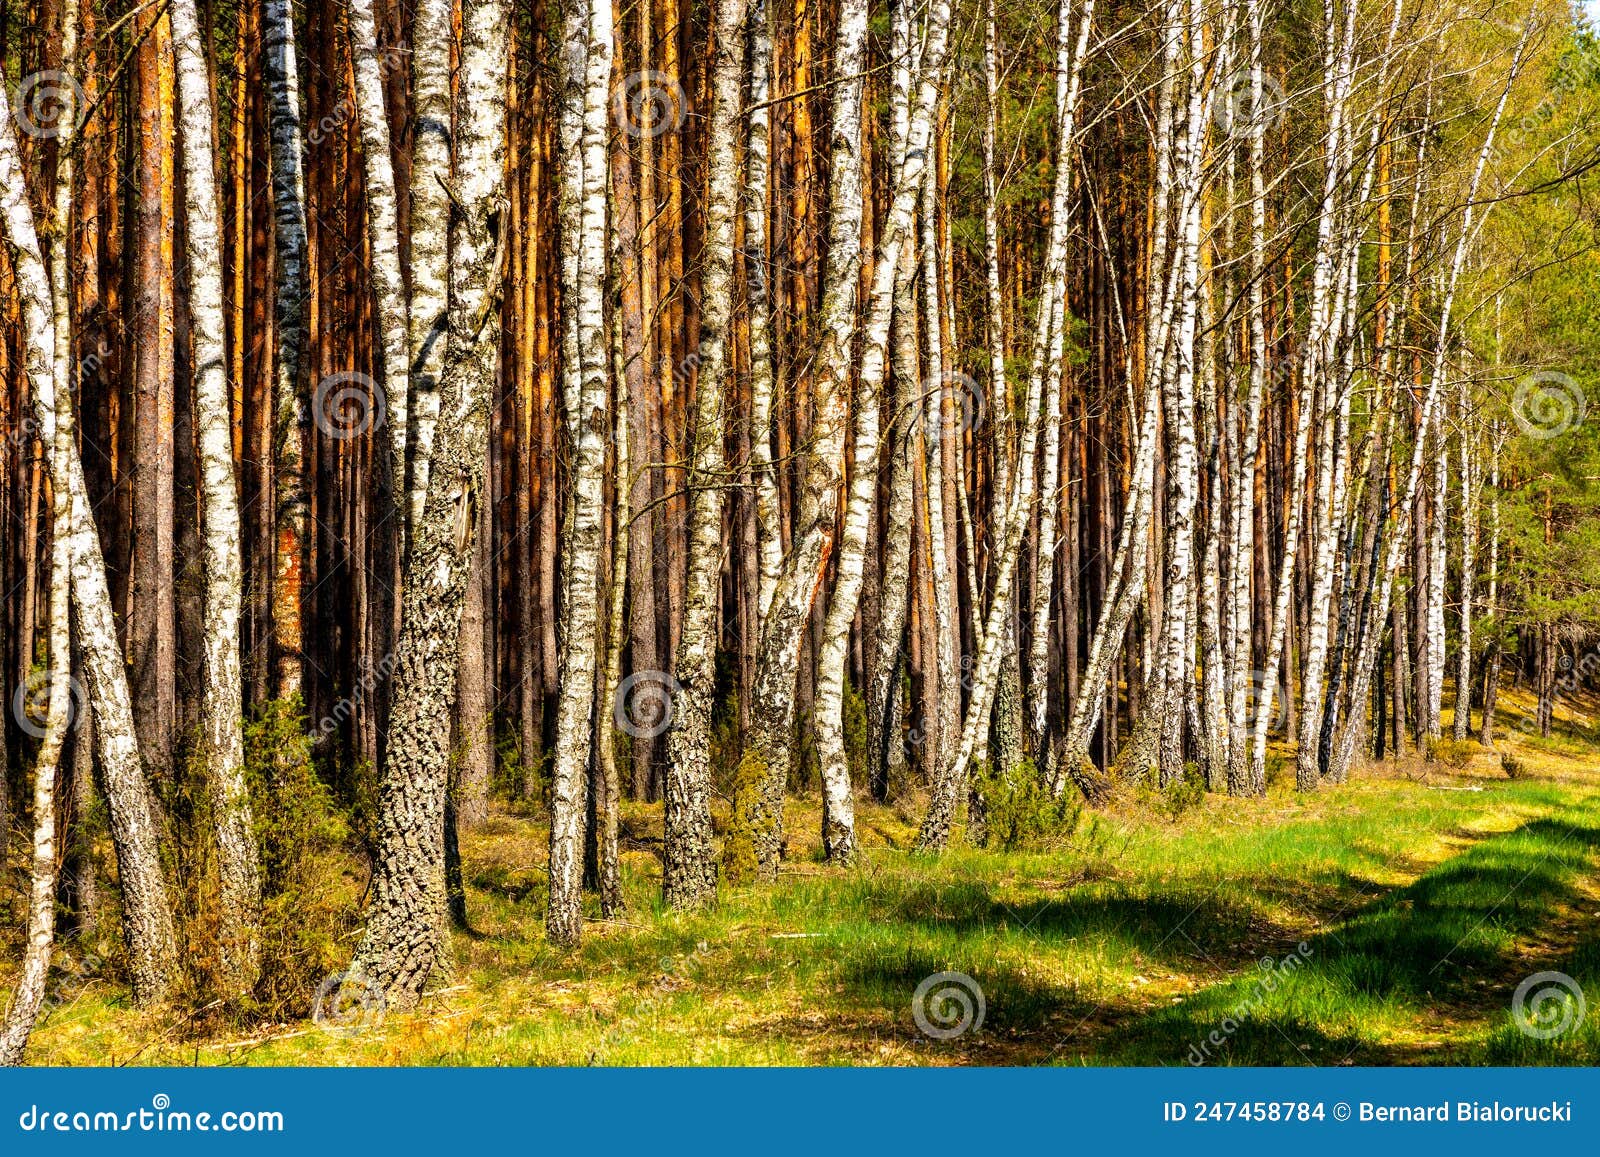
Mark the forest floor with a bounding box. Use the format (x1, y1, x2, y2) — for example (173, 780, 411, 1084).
(13, 685, 1600, 1066)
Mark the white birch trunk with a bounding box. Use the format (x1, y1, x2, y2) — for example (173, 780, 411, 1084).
(354, 0, 510, 994)
(1329, 31, 1527, 780)
(0, 63, 179, 1006)
(263, 0, 311, 699)
(746, 0, 872, 875)
(171, 0, 262, 995)
(663, 0, 744, 905)
(1250, 0, 1358, 792)
(549, 0, 613, 937)
(347, 0, 411, 488)
(1453, 387, 1476, 742)
(744, 0, 782, 622)
(1225, 0, 1268, 794)
(406, 0, 454, 525)
(0, 4, 78, 1049)
(921, 0, 1088, 842)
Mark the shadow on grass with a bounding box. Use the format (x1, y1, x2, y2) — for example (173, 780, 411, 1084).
(1097, 806, 1600, 1065)
(779, 804, 1600, 1065)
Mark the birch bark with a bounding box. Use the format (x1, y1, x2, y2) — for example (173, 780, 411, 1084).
(263, 0, 310, 700)
(745, 0, 872, 876)
(171, 0, 262, 995)
(0, 65, 180, 1006)
(354, 0, 510, 994)
(663, 0, 745, 906)
(406, 0, 454, 525)
(347, 0, 411, 487)
(1329, 32, 1526, 781)
(921, 0, 1089, 842)
(0, 3, 78, 1050)
(548, 0, 614, 937)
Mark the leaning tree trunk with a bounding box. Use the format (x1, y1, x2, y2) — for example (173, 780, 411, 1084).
(663, 0, 747, 906)
(743, 0, 871, 878)
(0, 481, 68, 1063)
(918, 0, 1084, 848)
(0, 5, 80, 1051)
(353, 0, 509, 999)
(0, 65, 179, 1007)
(810, 0, 955, 862)
(1327, 30, 1526, 781)
(171, 0, 263, 997)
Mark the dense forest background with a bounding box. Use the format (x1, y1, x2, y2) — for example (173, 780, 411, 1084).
(4, 0, 1600, 1063)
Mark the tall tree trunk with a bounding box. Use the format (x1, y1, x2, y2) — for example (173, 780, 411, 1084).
(171, 0, 263, 997)
(406, 0, 454, 527)
(353, 0, 509, 998)
(1, 67, 180, 1007)
(745, 0, 782, 622)
(130, 4, 177, 788)
(548, 0, 614, 940)
(263, 0, 310, 701)
(1453, 386, 1476, 741)
(744, 0, 872, 877)
(1, 0, 80, 1050)
(920, 0, 1086, 845)
(664, 0, 747, 904)
(455, 496, 493, 825)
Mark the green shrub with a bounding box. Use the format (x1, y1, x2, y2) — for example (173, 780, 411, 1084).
(1501, 751, 1528, 779)
(970, 758, 1083, 850)
(842, 682, 869, 788)
(495, 721, 546, 808)
(1132, 762, 1208, 822)
(1425, 737, 1477, 769)
(246, 697, 362, 1021)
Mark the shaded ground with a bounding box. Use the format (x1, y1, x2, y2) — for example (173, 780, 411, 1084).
(10, 688, 1600, 1065)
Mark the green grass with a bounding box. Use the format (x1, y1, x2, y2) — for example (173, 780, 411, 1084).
(11, 690, 1600, 1066)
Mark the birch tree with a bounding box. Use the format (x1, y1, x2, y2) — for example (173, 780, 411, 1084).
(548, 0, 614, 940)
(743, 0, 872, 876)
(170, 0, 262, 995)
(354, 0, 511, 996)
(263, 0, 311, 699)
(664, 0, 747, 906)
(0, 0, 79, 1054)
(0, 62, 179, 1006)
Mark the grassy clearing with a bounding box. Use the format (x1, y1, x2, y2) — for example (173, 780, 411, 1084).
(9, 686, 1600, 1066)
